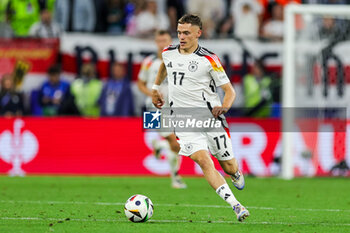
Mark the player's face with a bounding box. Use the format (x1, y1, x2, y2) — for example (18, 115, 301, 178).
(155, 34, 172, 52)
(177, 23, 201, 51)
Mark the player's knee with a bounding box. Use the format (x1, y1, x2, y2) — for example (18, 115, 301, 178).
(195, 157, 214, 171)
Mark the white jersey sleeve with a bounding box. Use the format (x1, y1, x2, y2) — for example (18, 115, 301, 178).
(197, 48, 230, 87)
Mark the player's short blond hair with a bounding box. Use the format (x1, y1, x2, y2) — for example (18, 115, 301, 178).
(178, 14, 202, 30)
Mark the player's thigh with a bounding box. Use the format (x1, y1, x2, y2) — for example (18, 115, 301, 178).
(176, 132, 208, 157)
(207, 131, 234, 161)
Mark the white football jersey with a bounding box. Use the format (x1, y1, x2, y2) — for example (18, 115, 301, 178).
(138, 54, 168, 108)
(162, 45, 230, 108)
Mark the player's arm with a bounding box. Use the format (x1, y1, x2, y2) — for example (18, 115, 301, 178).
(137, 80, 152, 97)
(152, 62, 167, 109)
(207, 53, 236, 118)
(137, 57, 153, 97)
(212, 82, 236, 118)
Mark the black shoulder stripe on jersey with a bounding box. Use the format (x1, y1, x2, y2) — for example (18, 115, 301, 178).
(193, 45, 201, 54)
(201, 47, 215, 55)
(195, 46, 215, 56)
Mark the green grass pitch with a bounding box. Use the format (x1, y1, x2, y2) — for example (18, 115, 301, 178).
(0, 176, 349, 233)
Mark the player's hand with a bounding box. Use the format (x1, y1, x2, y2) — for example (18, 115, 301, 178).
(212, 106, 229, 118)
(152, 89, 165, 109)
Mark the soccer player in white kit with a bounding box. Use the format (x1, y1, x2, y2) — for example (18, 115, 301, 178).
(138, 30, 186, 189)
(152, 15, 249, 221)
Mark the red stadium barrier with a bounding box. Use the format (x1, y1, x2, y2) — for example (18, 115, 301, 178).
(0, 117, 348, 176)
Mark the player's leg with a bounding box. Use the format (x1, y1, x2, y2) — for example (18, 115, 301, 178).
(176, 133, 223, 189)
(208, 131, 245, 190)
(218, 158, 249, 221)
(190, 150, 226, 189)
(219, 158, 245, 190)
(207, 131, 249, 221)
(164, 133, 186, 189)
(177, 132, 248, 221)
(190, 150, 249, 221)
(151, 137, 169, 159)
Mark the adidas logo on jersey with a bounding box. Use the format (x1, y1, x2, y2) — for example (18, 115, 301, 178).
(167, 62, 173, 68)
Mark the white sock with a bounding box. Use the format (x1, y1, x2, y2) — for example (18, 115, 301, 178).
(166, 150, 179, 179)
(216, 183, 239, 208)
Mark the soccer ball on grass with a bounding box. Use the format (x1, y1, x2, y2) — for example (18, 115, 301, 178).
(124, 194, 154, 222)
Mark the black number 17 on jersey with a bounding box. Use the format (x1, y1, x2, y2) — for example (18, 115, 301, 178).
(172, 72, 185, 85)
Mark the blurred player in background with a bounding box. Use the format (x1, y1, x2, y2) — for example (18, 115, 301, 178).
(152, 14, 249, 221)
(137, 30, 186, 189)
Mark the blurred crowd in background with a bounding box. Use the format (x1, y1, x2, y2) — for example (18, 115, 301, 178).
(0, 0, 349, 118)
(1, 0, 349, 40)
(0, 62, 135, 118)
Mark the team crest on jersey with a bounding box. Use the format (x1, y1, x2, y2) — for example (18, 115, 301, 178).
(188, 61, 198, 72)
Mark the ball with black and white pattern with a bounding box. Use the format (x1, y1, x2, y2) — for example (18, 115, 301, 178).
(124, 194, 154, 222)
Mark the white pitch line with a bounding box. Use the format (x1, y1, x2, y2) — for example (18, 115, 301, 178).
(1, 200, 350, 213)
(0, 217, 350, 226)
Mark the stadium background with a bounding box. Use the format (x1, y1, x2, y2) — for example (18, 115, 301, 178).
(1, 0, 350, 177)
(1, 1, 350, 232)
